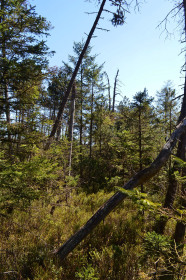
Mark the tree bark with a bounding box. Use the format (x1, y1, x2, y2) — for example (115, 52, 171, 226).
(55, 117, 186, 261)
(45, 0, 107, 149)
(56, 116, 62, 141)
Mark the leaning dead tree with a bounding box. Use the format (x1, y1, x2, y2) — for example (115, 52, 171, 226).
(55, 117, 186, 261)
(45, 0, 137, 149)
(44, 0, 107, 149)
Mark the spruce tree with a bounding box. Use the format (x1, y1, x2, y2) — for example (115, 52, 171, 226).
(0, 0, 51, 157)
(131, 89, 154, 192)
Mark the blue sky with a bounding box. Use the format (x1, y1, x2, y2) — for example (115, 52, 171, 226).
(32, 0, 184, 102)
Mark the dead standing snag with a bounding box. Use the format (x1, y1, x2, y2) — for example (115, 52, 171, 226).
(55, 117, 186, 261)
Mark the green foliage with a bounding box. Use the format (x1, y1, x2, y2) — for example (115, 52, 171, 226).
(0, 151, 61, 213)
(0, 0, 52, 159)
(143, 231, 172, 258)
(117, 187, 161, 211)
(172, 155, 186, 168)
(0, 3, 183, 280)
(75, 265, 99, 280)
(174, 171, 186, 184)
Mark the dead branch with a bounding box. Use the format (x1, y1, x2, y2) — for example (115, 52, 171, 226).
(96, 27, 110, 31)
(156, 3, 183, 39)
(172, 94, 184, 101)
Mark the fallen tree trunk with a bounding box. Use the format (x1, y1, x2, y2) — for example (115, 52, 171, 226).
(55, 117, 186, 260)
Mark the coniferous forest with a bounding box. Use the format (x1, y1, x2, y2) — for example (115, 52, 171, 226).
(0, 1, 185, 279)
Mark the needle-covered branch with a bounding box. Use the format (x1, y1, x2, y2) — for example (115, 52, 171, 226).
(55, 117, 186, 261)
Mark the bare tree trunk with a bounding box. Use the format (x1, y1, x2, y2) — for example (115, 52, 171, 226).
(88, 82, 94, 189)
(56, 116, 62, 141)
(112, 69, 119, 112)
(138, 107, 144, 192)
(80, 69, 83, 180)
(4, 84, 10, 124)
(45, 0, 107, 149)
(68, 83, 76, 176)
(99, 103, 103, 155)
(1, 0, 12, 155)
(105, 72, 111, 111)
(55, 118, 186, 261)
(89, 83, 94, 159)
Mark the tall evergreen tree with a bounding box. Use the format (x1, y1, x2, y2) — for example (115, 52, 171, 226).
(157, 83, 178, 138)
(67, 41, 105, 183)
(0, 0, 51, 157)
(131, 89, 154, 192)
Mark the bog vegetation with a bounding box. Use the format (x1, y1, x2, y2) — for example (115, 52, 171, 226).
(0, 0, 185, 279)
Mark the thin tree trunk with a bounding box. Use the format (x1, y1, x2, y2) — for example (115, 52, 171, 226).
(138, 108, 143, 192)
(89, 83, 94, 159)
(88, 82, 94, 189)
(112, 69, 119, 112)
(4, 84, 10, 124)
(105, 72, 111, 111)
(80, 69, 83, 180)
(1, 0, 12, 154)
(55, 118, 186, 261)
(68, 83, 76, 176)
(45, 0, 107, 149)
(56, 116, 62, 141)
(99, 103, 103, 155)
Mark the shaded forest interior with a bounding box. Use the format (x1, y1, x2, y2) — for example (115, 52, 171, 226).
(0, 0, 185, 279)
